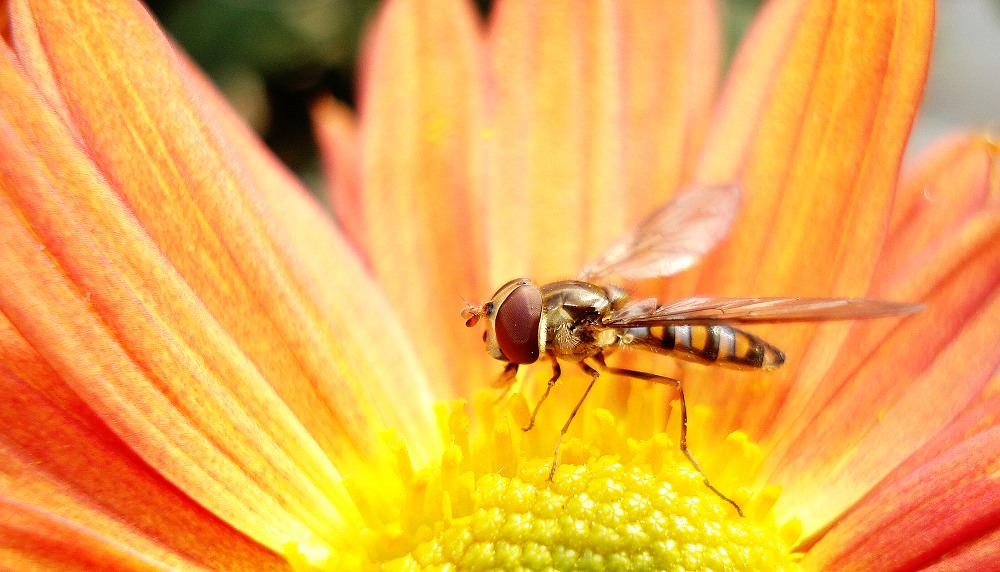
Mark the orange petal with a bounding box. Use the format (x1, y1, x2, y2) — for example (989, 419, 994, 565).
(15, 0, 419, 467)
(620, 1, 723, 305)
(357, 0, 490, 396)
(619, 1, 720, 212)
(312, 95, 366, 261)
(880, 133, 1000, 281)
(487, 0, 614, 281)
(922, 529, 1000, 572)
(697, 0, 933, 296)
(762, 207, 1000, 536)
(182, 52, 439, 463)
(486, 0, 721, 284)
(691, 0, 934, 436)
(0, 498, 175, 572)
(891, 134, 1000, 231)
(7, 0, 74, 128)
(2, 1, 400, 554)
(801, 427, 1000, 570)
(765, 134, 1000, 466)
(878, 388, 1000, 495)
(0, 325, 287, 570)
(760, 138, 999, 535)
(482, 1, 723, 413)
(0, 70, 353, 558)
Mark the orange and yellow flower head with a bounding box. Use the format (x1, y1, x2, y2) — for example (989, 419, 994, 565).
(0, 0, 997, 570)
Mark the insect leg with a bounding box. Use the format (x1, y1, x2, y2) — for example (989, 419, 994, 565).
(592, 353, 744, 517)
(491, 362, 519, 403)
(491, 362, 519, 388)
(522, 352, 561, 431)
(547, 360, 599, 482)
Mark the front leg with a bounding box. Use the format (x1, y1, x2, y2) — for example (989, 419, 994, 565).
(522, 352, 561, 432)
(490, 361, 519, 403)
(491, 361, 519, 389)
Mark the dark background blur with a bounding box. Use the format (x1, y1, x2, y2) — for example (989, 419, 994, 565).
(146, 0, 1000, 189)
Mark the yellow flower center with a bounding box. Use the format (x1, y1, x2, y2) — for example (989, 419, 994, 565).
(292, 379, 802, 571)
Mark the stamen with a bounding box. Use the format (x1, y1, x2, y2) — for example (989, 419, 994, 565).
(297, 384, 802, 570)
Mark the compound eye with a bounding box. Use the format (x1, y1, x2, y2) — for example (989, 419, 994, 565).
(493, 284, 542, 364)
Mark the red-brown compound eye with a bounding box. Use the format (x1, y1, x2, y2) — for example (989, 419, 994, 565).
(493, 284, 542, 364)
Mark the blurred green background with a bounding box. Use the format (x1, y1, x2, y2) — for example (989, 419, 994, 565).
(146, 0, 1000, 188)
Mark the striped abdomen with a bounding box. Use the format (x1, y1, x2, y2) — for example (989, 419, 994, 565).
(623, 325, 785, 371)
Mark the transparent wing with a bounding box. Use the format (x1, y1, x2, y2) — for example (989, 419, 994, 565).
(578, 184, 741, 282)
(603, 296, 922, 326)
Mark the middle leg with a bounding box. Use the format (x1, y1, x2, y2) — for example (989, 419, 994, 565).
(545, 360, 600, 482)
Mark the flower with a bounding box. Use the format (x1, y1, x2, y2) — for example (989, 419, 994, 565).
(1, 2, 997, 572)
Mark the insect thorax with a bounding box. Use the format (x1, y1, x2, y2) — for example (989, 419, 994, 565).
(539, 280, 617, 359)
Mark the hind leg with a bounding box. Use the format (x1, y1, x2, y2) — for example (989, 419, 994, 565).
(592, 353, 743, 517)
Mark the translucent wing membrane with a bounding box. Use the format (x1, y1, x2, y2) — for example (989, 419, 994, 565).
(604, 296, 922, 326)
(578, 184, 742, 282)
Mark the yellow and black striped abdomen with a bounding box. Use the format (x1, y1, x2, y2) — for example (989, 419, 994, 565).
(624, 325, 785, 371)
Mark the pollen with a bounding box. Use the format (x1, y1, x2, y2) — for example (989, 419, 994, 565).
(295, 379, 801, 571)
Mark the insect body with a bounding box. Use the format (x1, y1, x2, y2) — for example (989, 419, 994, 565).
(461, 185, 920, 516)
(625, 323, 786, 370)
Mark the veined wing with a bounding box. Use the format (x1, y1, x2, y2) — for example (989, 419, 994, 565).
(603, 296, 922, 326)
(578, 184, 741, 282)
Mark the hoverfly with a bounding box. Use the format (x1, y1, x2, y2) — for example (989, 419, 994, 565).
(461, 184, 920, 516)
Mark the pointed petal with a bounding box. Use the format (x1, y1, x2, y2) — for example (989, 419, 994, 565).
(0, 328, 287, 571)
(620, 1, 720, 213)
(620, 1, 723, 303)
(923, 530, 1000, 572)
(357, 0, 490, 396)
(486, 0, 619, 281)
(765, 134, 1000, 464)
(801, 427, 1000, 571)
(311, 95, 366, 259)
(691, 0, 935, 436)
(893, 134, 1000, 228)
(182, 54, 439, 462)
(3, 0, 409, 554)
(697, 0, 934, 295)
(880, 133, 1000, 280)
(0, 79, 350, 556)
(875, 388, 1000, 502)
(14, 0, 424, 466)
(486, 0, 721, 284)
(0, 498, 176, 572)
(762, 207, 1000, 535)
